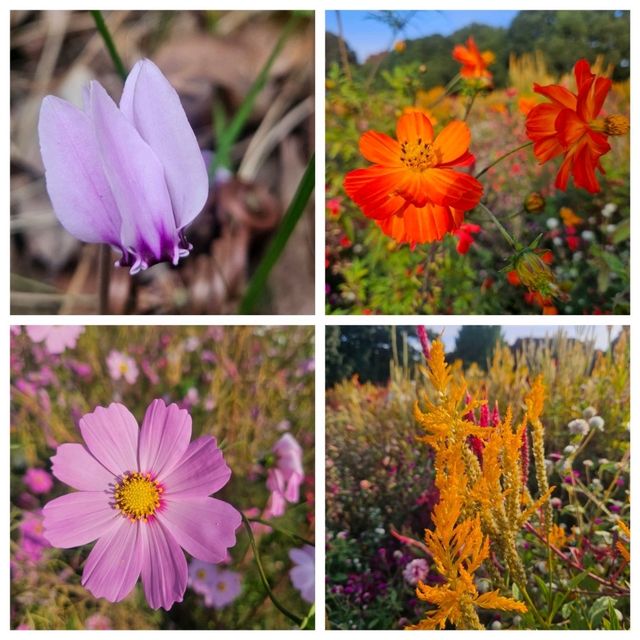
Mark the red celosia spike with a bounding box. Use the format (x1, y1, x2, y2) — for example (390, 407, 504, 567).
(479, 401, 490, 427)
(464, 392, 476, 423)
(417, 326, 431, 360)
(491, 400, 501, 426)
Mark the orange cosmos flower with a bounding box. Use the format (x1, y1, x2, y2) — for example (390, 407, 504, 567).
(343, 111, 483, 246)
(452, 37, 494, 80)
(526, 59, 629, 193)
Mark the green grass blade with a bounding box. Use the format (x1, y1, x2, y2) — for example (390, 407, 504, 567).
(239, 153, 315, 314)
(90, 10, 127, 80)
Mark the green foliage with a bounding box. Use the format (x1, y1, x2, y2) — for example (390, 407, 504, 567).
(451, 325, 503, 369)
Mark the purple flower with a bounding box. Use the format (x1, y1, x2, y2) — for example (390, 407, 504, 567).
(289, 545, 314, 603)
(18, 510, 50, 563)
(188, 559, 242, 609)
(264, 433, 303, 518)
(38, 59, 208, 274)
(106, 350, 139, 384)
(23, 468, 54, 495)
(42, 400, 241, 609)
(25, 326, 84, 354)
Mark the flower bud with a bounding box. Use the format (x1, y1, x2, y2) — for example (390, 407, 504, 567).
(524, 192, 545, 213)
(514, 250, 561, 298)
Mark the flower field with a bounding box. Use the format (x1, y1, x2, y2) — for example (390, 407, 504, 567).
(326, 11, 630, 314)
(326, 326, 629, 629)
(10, 325, 315, 629)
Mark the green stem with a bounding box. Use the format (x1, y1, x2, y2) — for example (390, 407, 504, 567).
(248, 517, 315, 546)
(463, 89, 478, 121)
(475, 141, 533, 179)
(427, 73, 461, 108)
(213, 13, 300, 173)
(519, 583, 548, 629)
(241, 514, 304, 626)
(90, 11, 127, 80)
(239, 154, 315, 314)
(477, 202, 518, 250)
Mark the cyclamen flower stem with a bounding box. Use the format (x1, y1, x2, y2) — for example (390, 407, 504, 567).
(477, 202, 518, 250)
(475, 141, 533, 179)
(98, 244, 111, 314)
(90, 11, 127, 81)
(239, 153, 315, 314)
(241, 514, 304, 626)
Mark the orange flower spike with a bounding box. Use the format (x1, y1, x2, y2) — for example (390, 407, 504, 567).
(344, 111, 483, 246)
(526, 59, 629, 194)
(452, 36, 495, 80)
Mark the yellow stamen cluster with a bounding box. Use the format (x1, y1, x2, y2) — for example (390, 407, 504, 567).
(604, 115, 630, 136)
(408, 340, 554, 630)
(400, 138, 437, 171)
(114, 472, 163, 522)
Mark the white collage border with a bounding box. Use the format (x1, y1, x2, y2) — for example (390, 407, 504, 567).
(3, 1, 637, 636)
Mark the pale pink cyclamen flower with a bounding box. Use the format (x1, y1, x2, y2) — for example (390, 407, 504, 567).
(106, 350, 139, 384)
(188, 559, 242, 609)
(42, 400, 241, 610)
(26, 326, 84, 354)
(23, 468, 54, 494)
(264, 433, 303, 518)
(38, 59, 208, 274)
(289, 545, 314, 603)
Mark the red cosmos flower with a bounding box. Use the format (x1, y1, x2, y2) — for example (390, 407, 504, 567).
(343, 111, 483, 246)
(453, 223, 481, 254)
(452, 37, 495, 80)
(525, 59, 629, 193)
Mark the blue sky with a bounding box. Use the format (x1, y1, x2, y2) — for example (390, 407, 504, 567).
(428, 326, 623, 353)
(326, 10, 519, 62)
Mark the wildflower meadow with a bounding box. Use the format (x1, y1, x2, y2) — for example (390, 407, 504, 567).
(10, 325, 315, 629)
(326, 10, 630, 314)
(11, 10, 314, 315)
(326, 325, 629, 629)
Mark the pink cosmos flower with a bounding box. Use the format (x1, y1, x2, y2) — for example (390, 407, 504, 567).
(264, 433, 303, 518)
(188, 559, 242, 609)
(38, 59, 208, 274)
(26, 326, 84, 354)
(42, 400, 241, 610)
(106, 350, 139, 384)
(403, 558, 429, 586)
(17, 510, 50, 563)
(289, 545, 314, 603)
(23, 468, 54, 494)
(85, 614, 111, 630)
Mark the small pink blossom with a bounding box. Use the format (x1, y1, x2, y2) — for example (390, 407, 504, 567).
(85, 614, 111, 630)
(42, 400, 241, 609)
(23, 468, 54, 494)
(403, 558, 429, 586)
(264, 433, 303, 518)
(188, 559, 242, 609)
(106, 350, 139, 384)
(289, 545, 314, 603)
(18, 510, 50, 563)
(25, 325, 84, 354)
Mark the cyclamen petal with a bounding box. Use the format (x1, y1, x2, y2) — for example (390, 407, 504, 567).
(38, 60, 208, 274)
(42, 400, 240, 610)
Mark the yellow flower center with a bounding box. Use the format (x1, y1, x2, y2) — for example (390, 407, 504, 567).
(604, 114, 630, 136)
(114, 472, 163, 522)
(196, 569, 207, 579)
(119, 362, 129, 374)
(400, 138, 437, 171)
(217, 581, 227, 592)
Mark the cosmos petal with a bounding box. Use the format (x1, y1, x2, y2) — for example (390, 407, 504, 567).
(422, 168, 483, 210)
(359, 130, 401, 165)
(51, 443, 115, 491)
(396, 111, 434, 144)
(432, 121, 472, 166)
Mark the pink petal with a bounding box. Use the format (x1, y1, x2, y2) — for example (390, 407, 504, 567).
(120, 59, 209, 229)
(138, 400, 191, 479)
(158, 497, 240, 563)
(89, 80, 177, 268)
(161, 436, 230, 497)
(38, 96, 122, 247)
(50, 443, 115, 491)
(79, 403, 139, 477)
(42, 492, 118, 548)
(82, 518, 143, 602)
(140, 521, 188, 610)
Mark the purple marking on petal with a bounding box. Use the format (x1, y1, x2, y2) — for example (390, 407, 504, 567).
(82, 518, 143, 603)
(158, 497, 241, 563)
(162, 436, 231, 498)
(89, 81, 178, 267)
(38, 96, 122, 246)
(138, 400, 191, 479)
(119, 59, 209, 229)
(140, 520, 187, 610)
(42, 491, 118, 548)
(51, 443, 115, 491)
(79, 403, 139, 477)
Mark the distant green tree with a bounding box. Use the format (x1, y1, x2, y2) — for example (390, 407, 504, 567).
(326, 31, 357, 69)
(451, 326, 504, 370)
